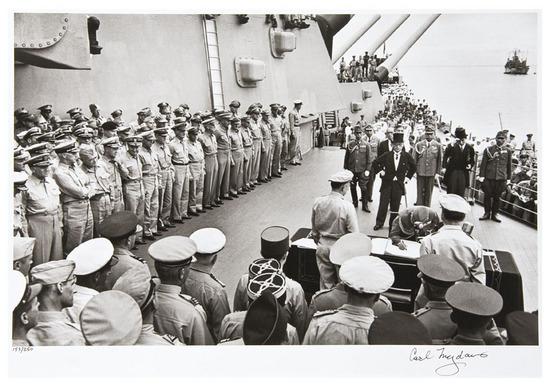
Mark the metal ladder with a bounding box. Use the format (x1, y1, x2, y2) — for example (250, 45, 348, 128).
(203, 17, 225, 110)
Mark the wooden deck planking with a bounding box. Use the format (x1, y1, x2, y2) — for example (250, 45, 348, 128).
(134, 146, 538, 312)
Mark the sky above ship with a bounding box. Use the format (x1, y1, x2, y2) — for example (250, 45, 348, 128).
(334, 13, 538, 68)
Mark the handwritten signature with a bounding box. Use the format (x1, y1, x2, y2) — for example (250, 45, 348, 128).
(409, 347, 488, 376)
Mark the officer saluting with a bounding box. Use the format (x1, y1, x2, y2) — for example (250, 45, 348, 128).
(150, 236, 214, 345)
(413, 126, 443, 207)
(478, 130, 512, 222)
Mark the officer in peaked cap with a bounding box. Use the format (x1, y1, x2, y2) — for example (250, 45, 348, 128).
(63, 238, 117, 324)
(11, 270, 43, 346)
(183, 228, 230, 342)
(97, 136, 125, 212)
(200, 115, 219, 209)
(344, 124, 370, 211)
(173, 106, 184, 117)
(26, 260, 86, 346)
(138, 129, 161, 241)
(308, 233, 392, 326)
(67, 107, 82, 117)
(228, 115, 245, 197)
(151, 125, 174, 231)
(505, 311, 538, 345)
(35, 131, 56, 144)
(229, 100, 241, 117)
(242, 290, 289, 345)
(13, 237, 36, 277)
(445, 282, 503, 345)
(169, 116, 192, 223)
(311, 169, 359, 290)
(149, 236, 214, 345)
(22, 127, 42, 146)
(80, 290, 142, 345)
(116, 125, 132, 142)
(304, 256, 394, 344)
(113, 265, 180, 345)
(187, 122, 206, 215)
(368, 311, 432, 345)
(219, 272, 299, 345)
(413, 122, 443, 207)
(412, 254, 465, 343)
(25, 142, 50, 157)
(98, 211, 149, 290)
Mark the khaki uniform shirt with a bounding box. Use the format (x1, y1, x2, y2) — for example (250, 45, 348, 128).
(53, 162, 91, 203)
(153, 283, 214, 345)
(229, 129, 244, 151)
(139, 147, 160, 177)
(26, 311, 86, 346)
(169, 137, 190, 165)
(119, 151, 143, 182)
(105, 246, 148, 290)
(303, 304, 375, 345)
(199, 132, 218, 156)
(151, 142, 173, 170)
(80, 164, 111, 196)
(364, 135, 380, 164)
(24, 175, 61, 216)
(98, 155, 123, 203)
(187, 139, 205, 163)
(214, 128, 231, 151)
(63, 285, 98, 324)
(311, 191, 359, 245)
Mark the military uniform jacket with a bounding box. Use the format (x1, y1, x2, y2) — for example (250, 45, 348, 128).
(344, 139, 370, 172)
(136, 323, 183, 346)
(187, 139, 205, 164)
(63, 285, 98, 324)
(413, 300, 456, 343)
(26, 311, 86, 346)
(479, 144, 512, 181)
(153, 283, 215, 345)
(233, 273, 309, 340)
(307, 283, 393, 326)
(241, 127, 253, 148)
(119, 151, 143, 183)
(249, 119, 262, 141)
(81, 164, 111, 197)
(214, 127, 231, 151)
(303, 304, 375, 345)
(364, 135, 380, 164)
(53, 162, 91, 204)
(311, 191, 359, 245)
(151, 142, 173, 170)
(289, 109, 300, 136)
(218, 311, 300, 345)
(259, 120, 272, 150)
(229, 129, 244, 151)
(269, 115, 283, 136)
(182, 262, 231, 342)
(98, 156, 123, 199)
(139, 147, 160, 178)
(198, 132, 218, 156)
(24, 174, 61, 216)
(168, 137, 190, 164)
(105, 246, 148, 290)
(413, 139, 443, 177)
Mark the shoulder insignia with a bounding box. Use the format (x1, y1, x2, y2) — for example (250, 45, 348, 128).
(311, 288, 333, 300)
(210, 273, 225, 287)
(162, 334, 180, 345)
(412, 306, 431, 317)
(313, 309, 338, 318)
(179, 293, 201, 306)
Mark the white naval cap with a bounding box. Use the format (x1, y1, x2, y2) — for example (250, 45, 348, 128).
(13, 237, 36, 262)
(328, 169, 353, 183)
(189, 228, 226, 254)
(439, 193, 470, 214)
(148, 236, 197, 264)
(339, 256, 394, 294)
(293, 99, 303, 105)
(329, 233, 372, 266)
(67, 238, 115, 276)
(10, 270, 27, 311)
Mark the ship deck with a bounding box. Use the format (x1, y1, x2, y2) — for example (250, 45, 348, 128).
(135, 146, 538, 312)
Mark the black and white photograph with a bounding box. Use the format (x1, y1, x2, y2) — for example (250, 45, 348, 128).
(5, 0, 546, 381)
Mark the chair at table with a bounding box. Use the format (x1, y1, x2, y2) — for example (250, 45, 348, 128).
(382, 257, 422, 313)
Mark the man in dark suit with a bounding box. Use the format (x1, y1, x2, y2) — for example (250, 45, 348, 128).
(442, 127, 475, 198)
(371, 132, 416, 230)
(478, 130, 512, 222)
(377, 127, 394, 156)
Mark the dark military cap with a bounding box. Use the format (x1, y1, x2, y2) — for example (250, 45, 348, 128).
(74, 127, 94, 138)
(496, 130, 507, 139)
(101, 137, 122, 148)
(230, 116, 241, 125)
(116, 125, 132, 134)
(98, 211, 139, 240)
(25, 153, 52, 167)
(53, 129, 70, 141)
(202, 117, 216, 125)
(22, 127, 42, 140)
(111, 109, 123, 118)
(200, 111, 213, 120)
(368, 312, 432, 345)
(504, 311, 538, 345)
(173, 107, 184, 115)
(67, 107, 82, 116)
(15, 108, 29, 118)
(25, 142, 50, 156)
(417, 254, 465, 286)
(188, 126, 200, 135)
(260, 226, 289, 259)
(154, 116, 168, 125)
(249, 108, 260, 115)
(243, 290, 288, 345)
(190, 116, 202, 124)
(217, 112, 232, 120)
(99, 122, 116, 134)
(172, 117, 188, 130)
(54, 140, 79, 154)
(124, 136, 142, 146)
(89, 104, 100, 111)
(229, 100, 241, 108)
(260, 109, 269, 116)
(154, 128, 169, 136)
(157, 102, 169, 109)
(446, 283, 503, 317)
(72, 122, 89, 132)
(14, 147, 30, 161)
(248, 258, 280, 279)
(180, 104, 190, 109)
(38, 104, 53, 112)
(269, 103, 279, 108)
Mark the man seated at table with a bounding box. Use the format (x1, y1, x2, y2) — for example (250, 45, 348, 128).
(389, 206, 441, 250)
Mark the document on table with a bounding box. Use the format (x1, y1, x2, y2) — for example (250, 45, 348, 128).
(292, 238, 318, 250)
(371, 238, 421, 259)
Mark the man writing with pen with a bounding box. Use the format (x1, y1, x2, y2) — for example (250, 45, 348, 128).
(389, 206, 441, 250)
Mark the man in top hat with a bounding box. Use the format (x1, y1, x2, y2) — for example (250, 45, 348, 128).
(187, 125, 206, 215)
(229, 116, 245, 197)
(368, 311, 432, 345)
(79, 147, 112, 237)
(233, 226, 308, 341)
(344, 124, 371, 212)
(183, 228, 231, 342)
(114, 266, 180, 345)
(311, 170, 359, 290)
(412, 254, 465, 343)
(22, 154, 63, 265)
(220, 273, 299, 345)
(445, 282, 503, 345)
(307, 233, 393, 327)
(26, 260, 86, 345)
(13, 237, 36, 277)
(269, 103, 284, 177)
(138, 131, 161, 240)
(169, 117, 192, 223)
(13, 171, 29, 237)
(442, 127, 475, 198)
(214, 112, 233, 202)
(63, 238, 118, 323)
(98, 137, 125, 212)
(229, 100, 241, 118)
(53, 140, 94, 256)
(150, 236, 214, 345)
(413, 126, 443, 207)
(11, 270, 42, 346)
(151, 127, 174, 230)
(80, 290, 142, 345)
(371, 131, 416, 231)
(198, 116, 219, 209)
(389, 206, 441, 250)
(304, 256, 395, 344)
(288, 100, 303, 166)
(258, 109, 273, 182)
(98, 211, 149, 290)
(478, 130, 512, 222)
(119, 136, 146, 243)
